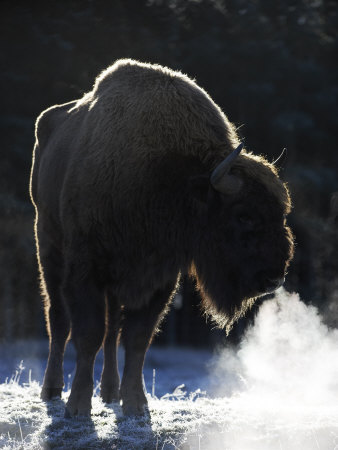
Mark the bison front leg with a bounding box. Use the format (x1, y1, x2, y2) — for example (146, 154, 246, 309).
(63, 273, 105, 418)
(100, 292, 121, 403)
(120, 282, 176, 416)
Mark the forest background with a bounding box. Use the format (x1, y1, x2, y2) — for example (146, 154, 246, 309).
(1, 0, 337, 346)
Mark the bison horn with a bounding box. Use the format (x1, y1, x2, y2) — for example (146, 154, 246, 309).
(210, 143, 243, 194)
(272, 148, 287, 168)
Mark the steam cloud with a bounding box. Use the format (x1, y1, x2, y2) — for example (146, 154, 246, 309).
(203, 289, 338, 450)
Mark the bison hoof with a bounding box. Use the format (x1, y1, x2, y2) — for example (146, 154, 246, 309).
(41, 387, 62, 400)
(122, 400, 147, 416)
(64, 404, 91, 418)
(100, 388, 119, 404)
(64, 406, 91, 419)
(65, 394, 92, 418)
(121, 394, 148, 416)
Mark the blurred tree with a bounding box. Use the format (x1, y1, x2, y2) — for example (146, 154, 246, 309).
(0, 0, 337, 344)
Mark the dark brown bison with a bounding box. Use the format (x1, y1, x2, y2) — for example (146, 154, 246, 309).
(30, 59, 294, 417)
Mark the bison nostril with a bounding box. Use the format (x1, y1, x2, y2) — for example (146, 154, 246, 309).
(264, 276, 285, 290)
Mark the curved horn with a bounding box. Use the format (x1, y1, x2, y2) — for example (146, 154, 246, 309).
(210, 143, 243, 194)
(272, 148, 287, 168)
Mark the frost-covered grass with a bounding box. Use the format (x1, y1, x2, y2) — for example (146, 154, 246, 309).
(1, 376, 337, 449)
(0, 380, 222, 449)
(1, 289, 338, 449)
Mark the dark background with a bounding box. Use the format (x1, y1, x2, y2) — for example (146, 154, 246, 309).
(1, 0, 337, 346)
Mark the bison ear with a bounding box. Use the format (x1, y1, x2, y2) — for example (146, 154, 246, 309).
(188, 174, 210, 204)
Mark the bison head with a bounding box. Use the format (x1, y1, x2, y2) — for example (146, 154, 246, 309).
(190, 144, 294, 333)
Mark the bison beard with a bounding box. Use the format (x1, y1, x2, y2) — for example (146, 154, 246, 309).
(30, 59, 294, 417)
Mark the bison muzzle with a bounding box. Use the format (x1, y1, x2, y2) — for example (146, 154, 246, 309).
(30, 59, 294, 417)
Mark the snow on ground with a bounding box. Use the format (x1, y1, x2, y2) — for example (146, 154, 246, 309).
(1, 289, 338, 449)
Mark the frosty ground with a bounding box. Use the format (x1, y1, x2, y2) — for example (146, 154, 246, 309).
(1, 290, 338, 449)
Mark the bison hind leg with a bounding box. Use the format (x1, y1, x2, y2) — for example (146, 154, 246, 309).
(63, 269, 106, 418)
(38, 235, 70, 401)
(100, 291, 122, 403)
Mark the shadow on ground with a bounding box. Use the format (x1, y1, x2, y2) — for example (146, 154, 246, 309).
(42, 396, 160, 449)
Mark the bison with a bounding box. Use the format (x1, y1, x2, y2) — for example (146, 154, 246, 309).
(30, 59, 294, 417)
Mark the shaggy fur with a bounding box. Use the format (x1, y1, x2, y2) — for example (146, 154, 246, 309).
(30, 59, 294, 416)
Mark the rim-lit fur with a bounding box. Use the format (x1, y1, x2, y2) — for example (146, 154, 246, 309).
(31, 58, 294, 335)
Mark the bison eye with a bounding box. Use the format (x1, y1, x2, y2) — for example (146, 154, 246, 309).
(237, 213, 255, 228)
